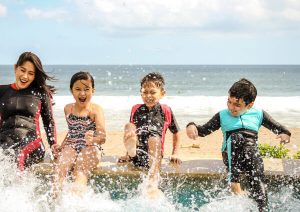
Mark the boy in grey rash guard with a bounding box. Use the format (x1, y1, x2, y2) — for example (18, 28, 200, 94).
(186, 78, 291, 212)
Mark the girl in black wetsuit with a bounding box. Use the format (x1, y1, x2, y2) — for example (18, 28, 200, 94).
(0, 52, 59, 171)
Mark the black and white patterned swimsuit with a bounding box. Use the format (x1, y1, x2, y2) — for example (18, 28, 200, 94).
(64, 109, 100, 153)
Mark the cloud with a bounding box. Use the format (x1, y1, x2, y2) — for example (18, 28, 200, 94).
(71, 0, 300, 33)
(24, 8, 69, 22)
(0, 4, 7, 17)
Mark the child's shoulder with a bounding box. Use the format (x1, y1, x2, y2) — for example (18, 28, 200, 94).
(64, 103, 73, 112)
(90, 102, 103, 114)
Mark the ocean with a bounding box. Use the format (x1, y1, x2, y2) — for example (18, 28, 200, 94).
(1, 65, 300, 131)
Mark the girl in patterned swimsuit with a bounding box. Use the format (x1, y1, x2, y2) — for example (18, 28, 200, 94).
(52, 71, 106, 198)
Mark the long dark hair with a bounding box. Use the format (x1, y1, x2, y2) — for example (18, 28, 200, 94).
(16, 52, 56, 95)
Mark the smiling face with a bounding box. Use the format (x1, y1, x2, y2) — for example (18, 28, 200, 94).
(141, 82, 165, 109)
(227, 96, 254, 116)
(14, 61, 36, 90)
(71, 79, 94, 107)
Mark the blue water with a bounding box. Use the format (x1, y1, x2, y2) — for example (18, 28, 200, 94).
(1, 65, 300, 96)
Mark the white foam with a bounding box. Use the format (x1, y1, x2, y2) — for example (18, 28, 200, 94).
(52, 96, 300, 131)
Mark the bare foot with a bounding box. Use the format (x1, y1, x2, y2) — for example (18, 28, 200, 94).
(124, 137, 137, 157)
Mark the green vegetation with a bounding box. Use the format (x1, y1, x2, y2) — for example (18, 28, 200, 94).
(293, 151, 300, 159)
(258, 143, 289, 159)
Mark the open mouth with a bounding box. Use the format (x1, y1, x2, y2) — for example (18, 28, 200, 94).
(20, 79, 28, 84)
(79, 97, 87, 103)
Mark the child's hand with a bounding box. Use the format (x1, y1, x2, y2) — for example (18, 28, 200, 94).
(277, 134, 290, 144)
(85, 130, 94, 145)
(51, 144, 61, 159)
(169, 154, 182, 165)
(186, 125, 198, 140)
(93, 130, 106, 145)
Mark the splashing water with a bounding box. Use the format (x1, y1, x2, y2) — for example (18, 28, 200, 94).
(1, 149, 300, 211)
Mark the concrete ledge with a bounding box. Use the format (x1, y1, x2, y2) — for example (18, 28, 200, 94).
(30, 156, 300, 178)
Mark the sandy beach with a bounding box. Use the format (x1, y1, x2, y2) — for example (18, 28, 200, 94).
(51, 128, 300, 162)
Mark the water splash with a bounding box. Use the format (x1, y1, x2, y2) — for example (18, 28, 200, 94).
(1, 149, 300, 211)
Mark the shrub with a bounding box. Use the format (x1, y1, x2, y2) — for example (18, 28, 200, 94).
(258, 143, 289, 159)
(293, 151, 300, 159)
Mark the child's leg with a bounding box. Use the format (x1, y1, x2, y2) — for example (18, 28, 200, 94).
(231, 182, 243, 194)
(123, 123, 137, 157)
(73, 146, 101, 186)
(145, 136, 163, 198)
(52, 146, 77, 198)
(245, 147, 268, 212)
(147, 136, 162, 185)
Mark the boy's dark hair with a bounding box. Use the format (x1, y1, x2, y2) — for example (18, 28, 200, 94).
(140, 72, 165, 90)
(16, 52, 56, 95)
(70, 71, 95, 90)
(229, 78, 257, 105)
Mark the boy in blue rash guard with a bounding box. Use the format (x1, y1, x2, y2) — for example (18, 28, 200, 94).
(186, 78, 291, 212)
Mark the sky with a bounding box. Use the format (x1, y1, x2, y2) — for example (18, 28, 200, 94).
(0, 0, 300, 65)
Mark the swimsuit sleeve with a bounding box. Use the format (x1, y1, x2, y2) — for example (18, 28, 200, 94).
(168, 108, 180, 134)
(261, 110, 291, 136)
(187, 112, 221, 137)
(40, 92, 57, 146)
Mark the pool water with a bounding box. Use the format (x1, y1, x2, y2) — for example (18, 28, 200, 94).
(91, 174, 300, 211)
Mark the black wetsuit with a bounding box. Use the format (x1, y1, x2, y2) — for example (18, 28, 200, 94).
(0, 83, 57, 171)
(130, 103, 180, 168)
(187, 110, 291, 212)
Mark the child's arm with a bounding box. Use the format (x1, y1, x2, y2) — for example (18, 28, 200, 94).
(168, 109, 181, 164)
(85, 104, 106, 145)
(261, 110, 291, 144)
(170, 132, 181, 164)
(51, 105, 70, 159)
(186, 113, 221, 140)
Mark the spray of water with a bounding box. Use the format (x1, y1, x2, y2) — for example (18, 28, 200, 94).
(1, 148, 300, 211)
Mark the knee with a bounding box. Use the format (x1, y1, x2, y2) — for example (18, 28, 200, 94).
(124, 123, 136, 131)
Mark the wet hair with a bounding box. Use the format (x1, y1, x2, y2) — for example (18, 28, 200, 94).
(228, 78, 257, 105)
(70, 71, 95, 90)
(140, 72, 165, 91)
(16, 52, 56, 95)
